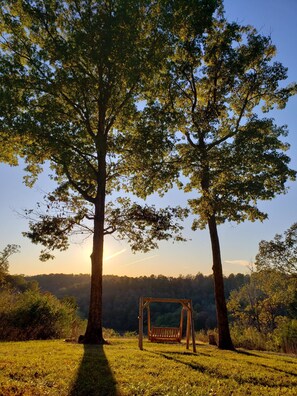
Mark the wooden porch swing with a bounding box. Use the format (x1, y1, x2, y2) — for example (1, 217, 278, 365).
(138, 297, 196, 352)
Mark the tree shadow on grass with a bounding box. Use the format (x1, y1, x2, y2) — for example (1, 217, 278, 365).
(235, 349, 297, 377)
(70, 344, 119, 396)
(150, 349, 296, 388)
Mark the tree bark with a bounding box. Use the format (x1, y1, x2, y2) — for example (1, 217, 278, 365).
(83, 132, 107, 344)
(208, 215, 235, 350)
(83, 201, 106, 344)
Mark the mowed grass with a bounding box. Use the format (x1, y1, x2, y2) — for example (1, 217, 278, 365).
(0, 338, 296, 396)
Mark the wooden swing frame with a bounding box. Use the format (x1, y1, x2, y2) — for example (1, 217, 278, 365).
(138, 297, 196, 352)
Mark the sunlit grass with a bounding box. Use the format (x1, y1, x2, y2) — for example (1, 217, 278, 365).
(0, 338, 296, 395)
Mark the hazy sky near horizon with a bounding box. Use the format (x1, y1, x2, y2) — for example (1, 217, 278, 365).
(1, 0, 296, 277)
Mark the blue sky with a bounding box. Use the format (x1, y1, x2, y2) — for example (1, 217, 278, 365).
(1, 0, 296, 277)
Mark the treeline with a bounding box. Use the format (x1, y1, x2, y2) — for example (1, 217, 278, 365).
(2, 269, 296, 352)
(27, 273, 249, 332)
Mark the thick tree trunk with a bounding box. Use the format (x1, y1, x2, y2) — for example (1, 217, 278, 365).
(83, 132, 107, 344)
(208, 215, 234, 350)
(83, 202, 106, 344)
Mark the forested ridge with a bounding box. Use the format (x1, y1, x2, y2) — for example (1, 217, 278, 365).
(26, 273, 249, 332)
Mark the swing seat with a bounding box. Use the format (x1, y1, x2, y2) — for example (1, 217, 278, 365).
(149, 326, 182, 343)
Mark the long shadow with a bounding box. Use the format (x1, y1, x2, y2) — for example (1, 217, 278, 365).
(149, 350, 296, 388)
(234, 350, 297, 377)
(70, 344, 118, 396)
(236, 349, 297, 364)
(149, 350, 228, 378)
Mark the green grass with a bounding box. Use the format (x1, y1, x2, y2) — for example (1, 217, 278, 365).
(0, 338, 296, 395)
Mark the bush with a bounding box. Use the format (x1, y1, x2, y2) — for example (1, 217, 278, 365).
(103, 328, 120, 338)
(229, 316, 297, 353)
(0, 290, 18, 340)
(195, 329, 211, 343)
(230, 325, 272, 351)
(0, 289, 84, 341)
(278, 319, 297, 354)
(123, 331, 138, 338)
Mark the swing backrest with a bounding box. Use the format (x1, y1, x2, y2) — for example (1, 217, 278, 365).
(150, 326, 182, 342)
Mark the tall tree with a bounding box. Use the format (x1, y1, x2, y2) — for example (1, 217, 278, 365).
(0, 0, 164, 344)
(0, 0, 217, 344)
(130, 12, 297, 349)
(228, 269, 296, 334)
(255, 223, 297, 277)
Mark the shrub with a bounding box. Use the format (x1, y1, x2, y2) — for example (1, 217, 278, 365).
(0, 289, 83, 341)
(103, 328, 120, 338)
(230, 325, 272, 351)
(195, 329, 211, 343)
(278, 319, 297, 354)
(0, 290, 18, 340)
(229, 319, 297, 353)
(123, 331, 138, 338)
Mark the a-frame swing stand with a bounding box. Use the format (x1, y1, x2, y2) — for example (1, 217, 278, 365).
(138, 297, 196, 352)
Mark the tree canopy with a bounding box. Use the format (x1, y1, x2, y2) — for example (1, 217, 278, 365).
(128, 11, 297, 349)
(255, 223, 297, 277)
(0, 0, 217, 343)
(228, 269, 296, 334)
(1, 2, 295, 348)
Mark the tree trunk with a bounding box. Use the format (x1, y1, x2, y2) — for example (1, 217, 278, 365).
(83, 202, 106, 344)
(83, 132, 107, 344)
(208, 215, 234, 350)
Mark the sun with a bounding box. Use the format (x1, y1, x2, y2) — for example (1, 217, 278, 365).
(71, 239, 126, 271)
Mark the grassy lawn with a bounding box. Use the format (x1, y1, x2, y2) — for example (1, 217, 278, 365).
(0, 338, 296, 395)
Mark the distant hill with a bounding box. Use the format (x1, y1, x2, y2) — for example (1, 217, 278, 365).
(26, 273, 249, 332)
